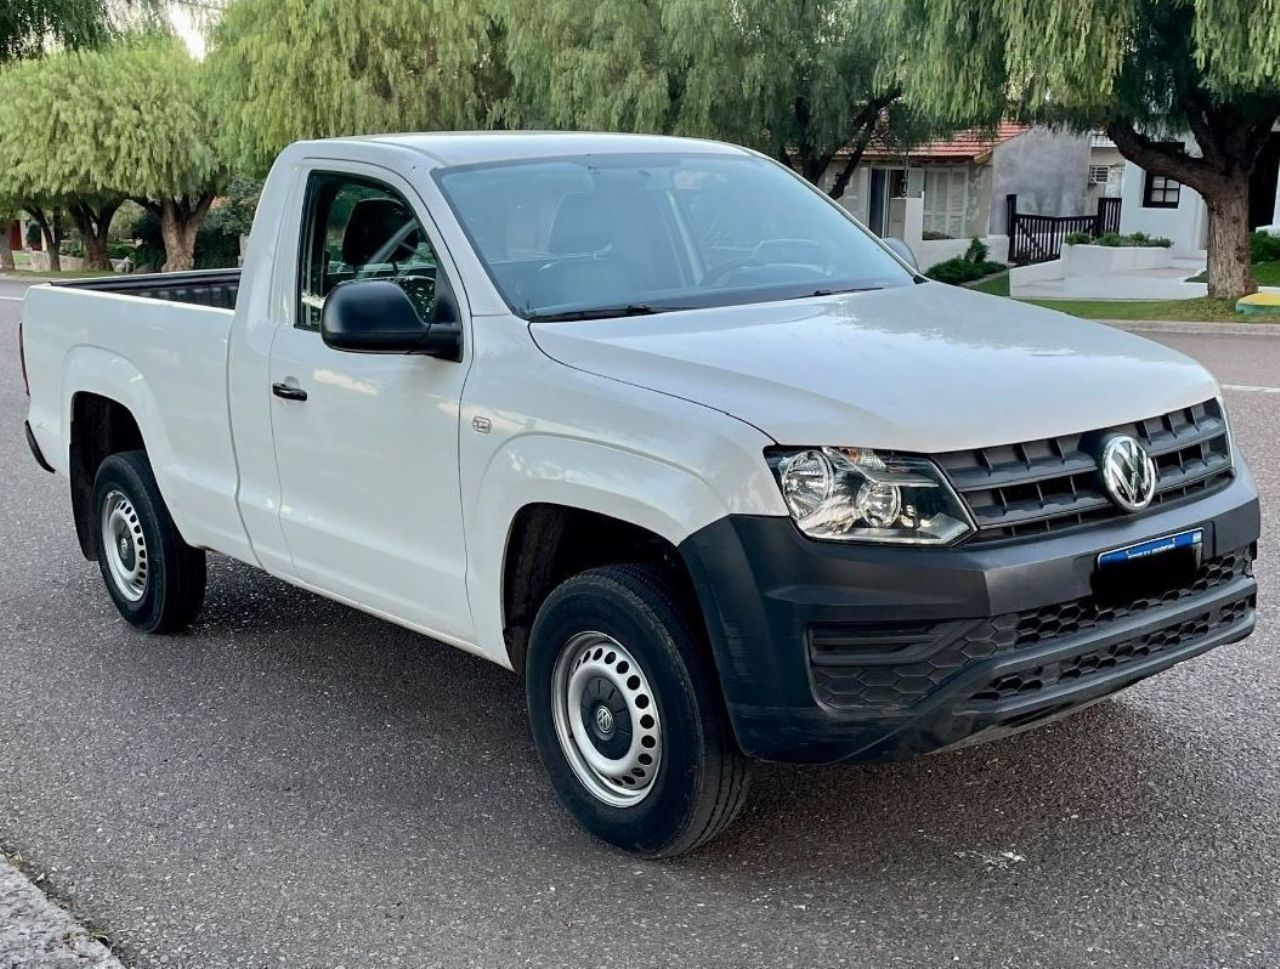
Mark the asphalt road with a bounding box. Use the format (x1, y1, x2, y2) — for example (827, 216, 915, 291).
(1, 276, 1277, 968)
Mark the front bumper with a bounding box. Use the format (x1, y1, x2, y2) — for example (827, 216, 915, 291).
(679, 464, 1260, 764)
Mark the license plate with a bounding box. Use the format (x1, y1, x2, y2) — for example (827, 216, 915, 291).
(1097, 529, 1203, 568)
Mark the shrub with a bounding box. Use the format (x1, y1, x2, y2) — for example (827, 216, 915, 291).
(1250, 230, 1280, 263)
(1064, 231, 1092, 245)
(926, 255, 1006, 285)
(963, 237, 988, 263)
(922, 230, 953, 241)
(1091, 231, 1173, 248)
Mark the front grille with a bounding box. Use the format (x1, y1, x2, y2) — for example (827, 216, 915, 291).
(809, 546, 1254, 710)
(935, 399, 1233, 543)
(970, 597, 1251, 702)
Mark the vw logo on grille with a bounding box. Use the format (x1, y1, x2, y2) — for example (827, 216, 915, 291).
(1100, 435, 1158, 512)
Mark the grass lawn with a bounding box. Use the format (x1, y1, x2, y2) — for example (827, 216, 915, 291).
(1185, 261, 1280, 286)
(966, 271, 1010, 297)
(1022, 297, 1269, 323)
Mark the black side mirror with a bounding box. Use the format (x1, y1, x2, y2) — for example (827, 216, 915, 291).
(321, 278, 462, 360)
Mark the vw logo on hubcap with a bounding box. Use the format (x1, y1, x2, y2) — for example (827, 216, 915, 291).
(593, 704, 615, 736)
(1100, 435, 1158, 512)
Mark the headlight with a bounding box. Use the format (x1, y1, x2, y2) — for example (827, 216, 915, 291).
(768, 447, 974, 545)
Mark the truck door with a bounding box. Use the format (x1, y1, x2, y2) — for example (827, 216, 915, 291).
(266, 167, 474, 645)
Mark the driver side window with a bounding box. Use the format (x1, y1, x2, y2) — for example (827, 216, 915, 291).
(297, 172, 438, 330)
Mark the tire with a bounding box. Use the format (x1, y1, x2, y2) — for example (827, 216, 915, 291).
(91, 450, 207, 633)
(526, 564, 750, 857)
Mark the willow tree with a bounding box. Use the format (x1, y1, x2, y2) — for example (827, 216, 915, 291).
(0, 35, 222, 271)
(499, 0, 925, 197)
(205, 0, 506, 176)
(1, 0, 140, 60)
(885, 0, 1280, 299)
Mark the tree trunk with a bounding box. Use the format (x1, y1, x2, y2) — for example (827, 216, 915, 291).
(157, 195, 214, 272)
(1106, 113, 1275, 301)
(1204, 175, 1256, 299)
(69, 199, 122, 271)
(40, 223, 61, 273)
(0, 226, 13, 272)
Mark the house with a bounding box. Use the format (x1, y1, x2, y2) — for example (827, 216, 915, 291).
(1112, 127, 1280, 253)
(826, 122, 1094, 241)
(1087, 133, 1126, 207)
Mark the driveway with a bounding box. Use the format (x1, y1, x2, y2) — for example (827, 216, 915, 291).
(1, 279, 1277, 968)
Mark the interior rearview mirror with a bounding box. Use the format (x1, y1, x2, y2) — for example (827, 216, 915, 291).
(883, 237, 919, 272)
(321, 278, 461, 360)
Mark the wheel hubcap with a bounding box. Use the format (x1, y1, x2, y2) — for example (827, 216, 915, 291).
(551, 632, 662, 807)
(101, 490, 148, 602)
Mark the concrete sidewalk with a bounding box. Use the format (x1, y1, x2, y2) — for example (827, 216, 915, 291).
(1011, 252, 1280, 301)
(1, 853, 123, 969)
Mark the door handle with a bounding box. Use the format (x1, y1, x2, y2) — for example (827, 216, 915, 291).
(272, 382, 308, 402)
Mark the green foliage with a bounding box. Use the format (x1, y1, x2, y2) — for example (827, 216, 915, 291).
(0, 34, 221, 203)
(927, 256, 1006, 286)
(206, 0, 504, 175)
(1091, 231, 1173, 248)
(499, 0, 932, 185)
(921, 230, 953, 241)
(204, 177, 262, 239)
(1251, 231, 1280, 264)
(963, 237, 988, 263)
(0, 0, 157, 62)
(1064, 231, 1093, 245)
(883, 0, 1280, 128)
(108, 201, 147, 244)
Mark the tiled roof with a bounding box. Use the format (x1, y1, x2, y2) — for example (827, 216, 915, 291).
(859, 122, 1032, 162)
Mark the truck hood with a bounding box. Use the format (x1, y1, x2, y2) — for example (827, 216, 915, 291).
(529, 283, 1220, 452)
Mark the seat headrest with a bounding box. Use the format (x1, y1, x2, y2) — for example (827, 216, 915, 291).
(342, 197, 416, 266)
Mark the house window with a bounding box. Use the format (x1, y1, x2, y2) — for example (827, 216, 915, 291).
(923, 167, 969, 237)
(1089, 165, 1110, 185)
(1142, 171, 1181, 209)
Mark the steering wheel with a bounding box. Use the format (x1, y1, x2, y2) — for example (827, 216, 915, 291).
(702, 254, 763, 288)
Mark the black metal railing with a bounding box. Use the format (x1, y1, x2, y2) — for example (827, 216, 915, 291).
(1006, 194, 1123, 265)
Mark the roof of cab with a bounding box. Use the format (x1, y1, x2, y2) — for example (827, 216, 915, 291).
(310, 131, 752, 168)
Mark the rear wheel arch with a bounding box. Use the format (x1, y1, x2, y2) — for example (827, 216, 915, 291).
(69, 392, 146, 559)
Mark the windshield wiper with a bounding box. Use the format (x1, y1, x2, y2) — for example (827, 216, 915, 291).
(801, 285, 883, 298)
(527, 304, 685, 323)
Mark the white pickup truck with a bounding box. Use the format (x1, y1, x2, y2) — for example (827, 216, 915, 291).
(21, 133, 1260, 857)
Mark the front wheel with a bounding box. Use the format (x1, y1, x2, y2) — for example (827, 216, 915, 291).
(92, 451, 207, 633)
(526, 565, 750, 857)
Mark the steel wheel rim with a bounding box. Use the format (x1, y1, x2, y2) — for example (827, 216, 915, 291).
(101, 490, 148, 602)
(551, 631, 663, 807)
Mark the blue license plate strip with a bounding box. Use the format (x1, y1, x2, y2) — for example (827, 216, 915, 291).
(1097, 529, 1203, 568)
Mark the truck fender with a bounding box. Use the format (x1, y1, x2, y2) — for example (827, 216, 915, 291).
(465, 434, 733, 668)
(62, 346, 178, 493)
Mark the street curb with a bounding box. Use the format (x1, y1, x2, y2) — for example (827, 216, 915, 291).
(0, 854, 124, 969)
(1099, 318, 1280, 337)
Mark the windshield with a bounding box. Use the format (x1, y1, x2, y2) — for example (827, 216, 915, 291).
(433, 152, 914, 321)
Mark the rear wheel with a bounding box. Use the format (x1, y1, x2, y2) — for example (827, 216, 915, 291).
(92, 451, 206, 633)
(526, 565, 750, 857)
